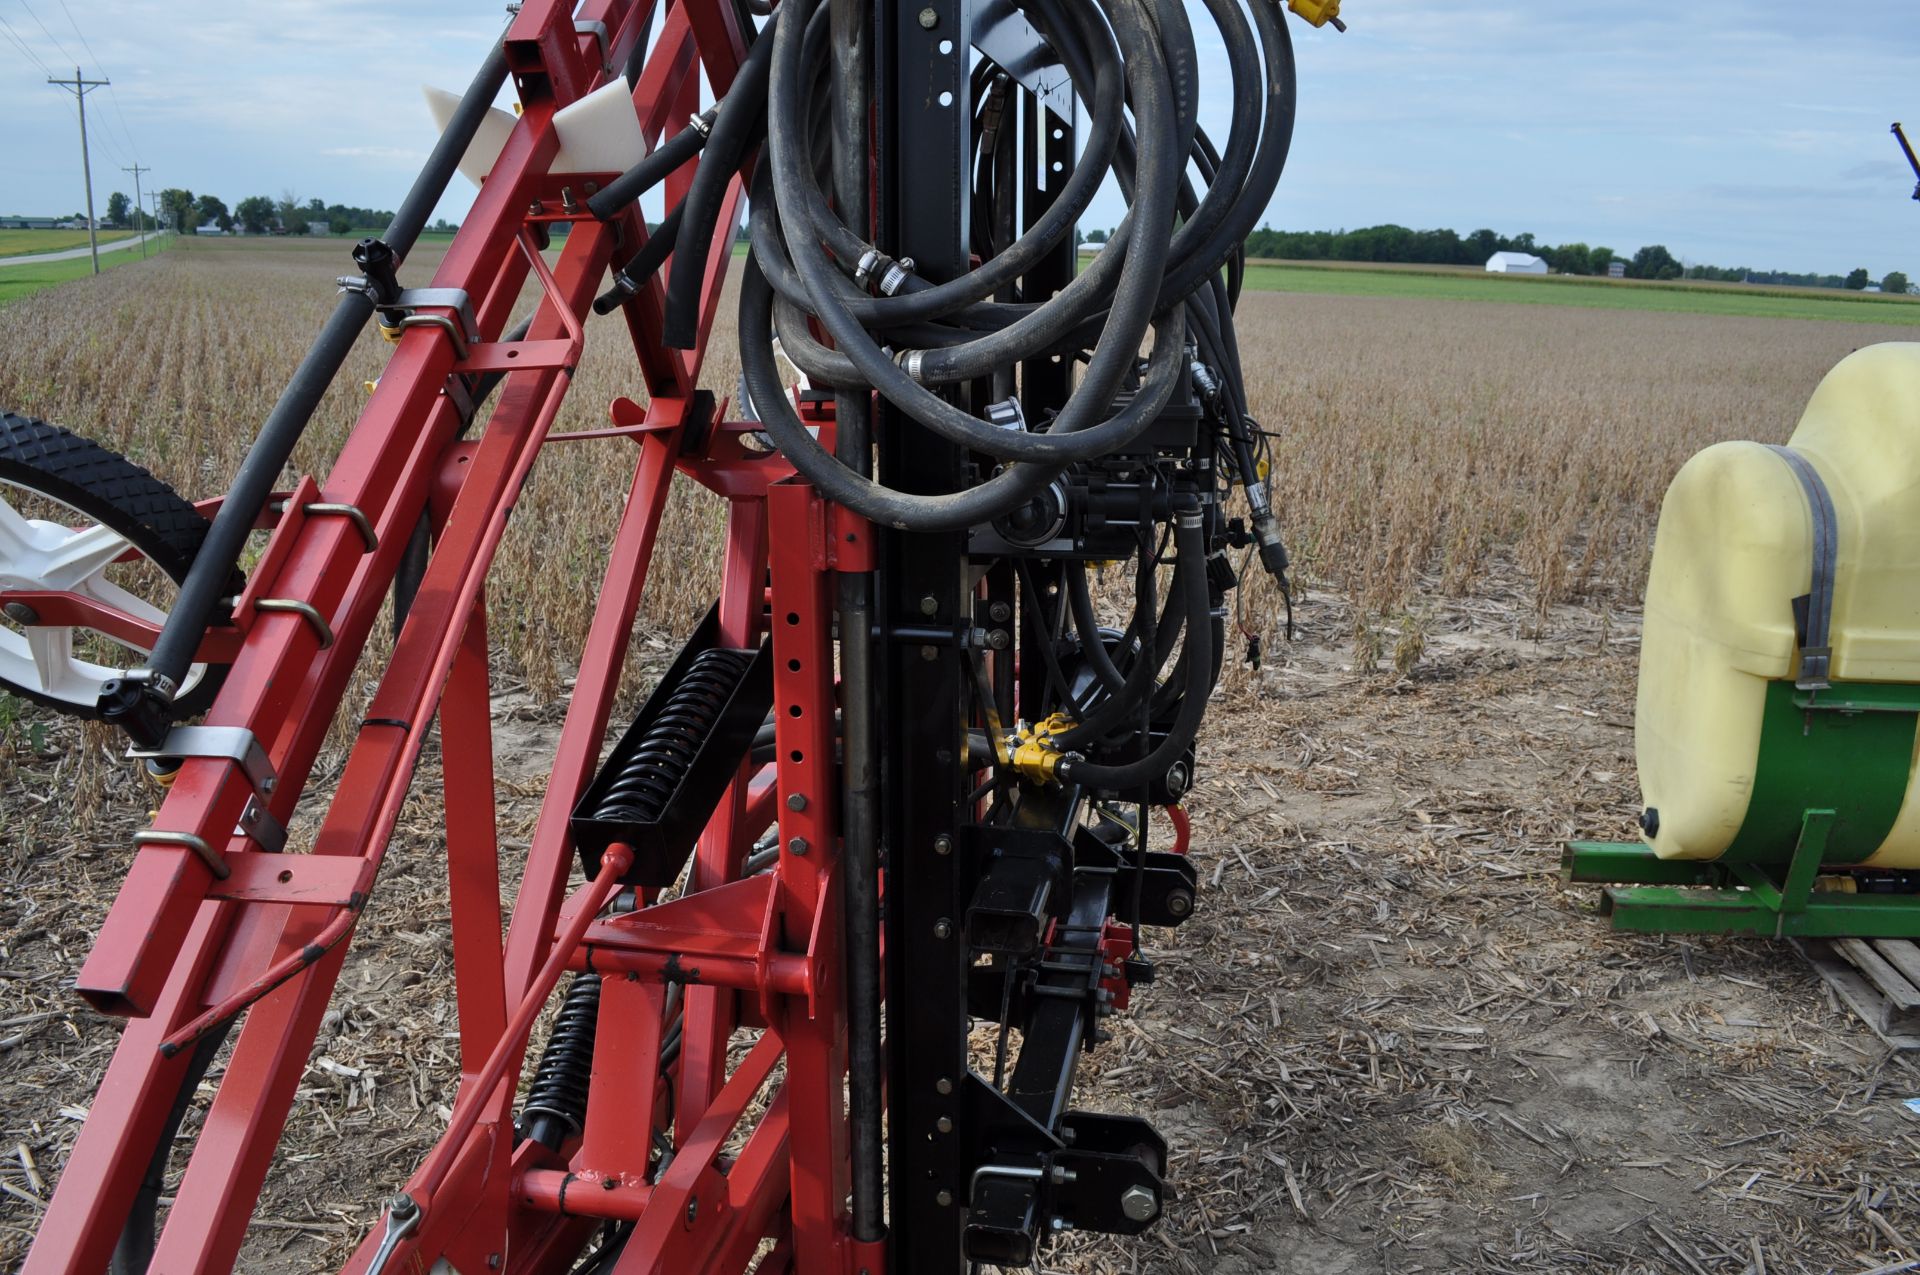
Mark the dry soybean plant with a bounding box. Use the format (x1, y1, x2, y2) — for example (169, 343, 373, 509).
(1234, 289, 1904, 654)
(0, 241, 1902, 692)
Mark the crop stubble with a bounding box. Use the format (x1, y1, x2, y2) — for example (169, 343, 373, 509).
(3, 240, 1919, 1272)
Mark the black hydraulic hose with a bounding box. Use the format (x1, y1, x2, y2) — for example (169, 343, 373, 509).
(741, 257, 1065, 530)
(1058, 564, 1179, 748)
(763, 0, 1185, 462)
(119, 43, 512, 723)
(592, 201, 686, 315)
(850, 0, 1127, 326)
(621, 0, 657, 87)
(1154, 0, 1296, 310)
(585, 117, 712, 221)
(1067, 565, 1131, 697)
(385, 43, 513, 259)
(662, 10, 780, 347)
(1059, 510, 1212, 790)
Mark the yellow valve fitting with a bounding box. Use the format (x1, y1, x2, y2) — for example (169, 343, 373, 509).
(362, 379, 380, 394)
(1287, 0, 1347, 30)
(142, 757, 180, 790)
(1007, 712, 1077, 784)
(378, 321, 404, 343)
(1011, 735, 1067, 784)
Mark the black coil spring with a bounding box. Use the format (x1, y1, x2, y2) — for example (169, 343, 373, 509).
(521, 971, 601, 1150)
(518, 647, 752, 1152)
(594, 648, 753, 822)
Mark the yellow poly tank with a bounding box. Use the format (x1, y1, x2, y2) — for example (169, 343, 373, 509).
(1636, 343, 1920, 869)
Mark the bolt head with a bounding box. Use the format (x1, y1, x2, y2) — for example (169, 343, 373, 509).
(787, 792, 808, 811)
(936, 1077, 954, 1095)
(986, 628, 1010, 650)
(989, 600, 1012, 622)
(920, 645, 938, 662)
(936, 1116, 953, 1133)
(3, 602, 39, 625)
(933, 834, 953, 856)
(918, 6, 938, 27)
(1120, 1185, 1159, 1222)
(933, 918, 952, 939)
(788, 836, 809, 856)
(936, 1189, 954, 1207)
(1166, 889, 1193, 918)
(1164, 761, 1191, 798)
(919, 594, 939, 616)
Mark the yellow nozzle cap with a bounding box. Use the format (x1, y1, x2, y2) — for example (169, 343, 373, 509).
(1287, 0, 1346, 29)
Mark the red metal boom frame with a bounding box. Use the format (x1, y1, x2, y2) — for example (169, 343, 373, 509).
(23, 2, 876, 1271)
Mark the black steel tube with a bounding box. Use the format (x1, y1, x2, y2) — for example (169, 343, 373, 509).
(830, 0, 886, 1244)
(126, 42, 512, 715)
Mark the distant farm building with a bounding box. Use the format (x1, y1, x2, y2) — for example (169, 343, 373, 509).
(1607, 261, 1627, 279)
(1486, 252, 1548, 275)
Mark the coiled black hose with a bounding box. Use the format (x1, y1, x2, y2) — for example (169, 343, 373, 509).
(661, 8, 781, 347)
(1058, 511, 1213, 789)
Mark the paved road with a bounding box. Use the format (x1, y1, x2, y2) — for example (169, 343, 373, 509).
(0, 233, 160, 268)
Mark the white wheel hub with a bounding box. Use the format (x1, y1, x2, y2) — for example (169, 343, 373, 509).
(0, 483, 210, 709)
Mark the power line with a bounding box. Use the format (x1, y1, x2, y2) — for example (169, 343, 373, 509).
(55, 0, 141, 166)
(16, 0, 77, 66)
(0, 12, 56, 77)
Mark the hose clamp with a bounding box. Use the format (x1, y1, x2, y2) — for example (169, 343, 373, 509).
(879, 257, 915, 296)
(853, 248, 885, 289)
(896, 349, 926, 383)
(688, 107, 717, 138)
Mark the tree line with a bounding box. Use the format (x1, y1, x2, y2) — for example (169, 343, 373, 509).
(1179, 223, 1914, 294)
(99, 189, 452, 237)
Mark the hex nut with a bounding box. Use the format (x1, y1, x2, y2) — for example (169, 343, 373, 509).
(1120, 1185, 1159, 1222)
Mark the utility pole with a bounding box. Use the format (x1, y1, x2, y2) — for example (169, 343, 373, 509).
(122, 162, 151, 257)
(47, 66, 110, 274)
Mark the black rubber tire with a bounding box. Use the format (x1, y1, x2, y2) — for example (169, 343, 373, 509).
(0, 410, 235, 717)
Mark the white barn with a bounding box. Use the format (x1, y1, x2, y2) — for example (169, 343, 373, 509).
(1486, 251, 1548, 275)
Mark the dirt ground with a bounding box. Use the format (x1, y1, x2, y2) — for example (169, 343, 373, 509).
(5, 578, 1919, 1275)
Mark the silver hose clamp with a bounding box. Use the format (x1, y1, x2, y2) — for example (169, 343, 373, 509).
(688, 107, 717, 138)
(879, 257, 916, 296)
(896, 349, 926, 383)
(853, 248, 885, 290)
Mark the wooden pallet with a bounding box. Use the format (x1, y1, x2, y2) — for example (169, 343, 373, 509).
(1794, 937, 1920, 1050)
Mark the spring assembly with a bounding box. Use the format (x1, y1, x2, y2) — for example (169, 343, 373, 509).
(518, 647, 753, 1152)
(520, 971, 602, 1151)
(596, 648, 754, 821)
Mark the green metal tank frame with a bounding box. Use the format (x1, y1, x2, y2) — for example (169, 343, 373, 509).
(1565, 680, 1920, 939)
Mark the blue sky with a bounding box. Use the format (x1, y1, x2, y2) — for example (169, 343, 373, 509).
(2, 0, 1915, 278)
